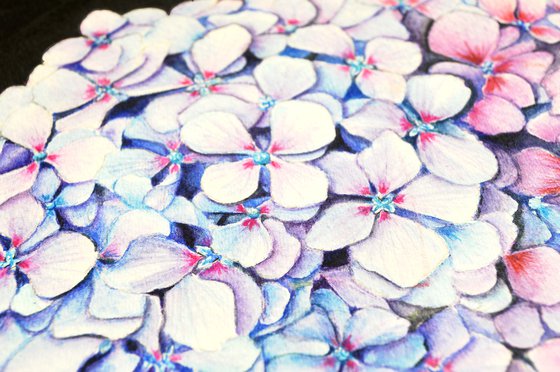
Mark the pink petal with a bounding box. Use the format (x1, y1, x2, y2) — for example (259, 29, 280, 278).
(22, 232, 97, 298)
(465, 95, 526, 135)
(0, 193, 44, 246)
(2, 103, 52, 151)
(527, 111, 560, 143)
(269, 101, 335, 155)
(494, 51, 553, 83)
(530, 22, 560, 43)
(513, 147, 560, 196)
(268, 159, 328, 208)
(357, 131, 421, 195)
(504, 246, 560, 305)
(0, 165, 40, 206)
(315, 151, 370, 196)
(181, 112, 255, 154)
(356, 69, 406, 103)
(47, 136, 116, 183)
(483, 73, 534, 107)
(517, 0, 546, 23)
(80, 10, 126, 37)
(201, 160, 261, 204)
(528, 339, 560, 372)
(351, 214, 449, 288)
(428, 11, 499, 65)
(288, 24, 354, 58)
(42, 37, 91, 66)
(478, 0, 516, 23)
(192, 25, 252, 75)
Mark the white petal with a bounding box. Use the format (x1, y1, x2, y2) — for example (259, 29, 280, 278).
(0, 271, 16, 313)
(288, 24, 354, 58)
(269, 159, 328, 208)
(399, 174, 481, 223)
(269, 100, 335, 155)
(442, 221, 501, 271)
(42, 37, 91, 66)
(22, 232, 97, 298)
(55, 97, 119, 132)
(417, 133, 498, 185)
(351, 215, 449, 288)
(494, 302, 544, 349)
(192, 24, 252, 74)
(340, 100, 407, 141)
(101, 236, 199, 293)
(254, 56, 316, 100)
(364, 38, 421, 74)
(313, 60, 352, 98)
(102, 209, 171, 260)
(0, 192, 44, 244)
(80, 10, 126, 37)
(357, 131, 420, 194)
(4, 333, 102, 372)
(32, 69, 92, 113)
(254, 218, 301, 279)
(316, 151, 370, 196)
(3, 103, 52, 150)
(164, 275, 238, 351)
(181, 111, 255, 154)
(208, 10, 278, 34)
(201, 160, 261, 204)
(144, 92, 194, 133)
(0, 165, 39, 206)
(307, 201, 375, 251)
(81, 43, 122, 72)
(406, 74, 471, 121)
(211, 219, 273, 267)
(356, 69, 406, 103)
(147, 15, 205, 54)
(460, 279, 512, 314)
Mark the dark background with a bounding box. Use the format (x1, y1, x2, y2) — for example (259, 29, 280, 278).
(0, 0, 182, 91)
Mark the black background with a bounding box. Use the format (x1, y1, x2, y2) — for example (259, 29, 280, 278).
(0, 0, 182, 91)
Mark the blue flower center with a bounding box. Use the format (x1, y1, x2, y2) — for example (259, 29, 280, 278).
(0, 248, 22, 270)
(515, 20, 531, 32)
(258, 95, 277, 111)
(33, 151, 47, 162)
(332, 346, 351, 362)
(95, 84, 126, 101)
(394, 0, 411, 12)
(345, 56, 376, 77)
(90, 34, 112, 47)
(400, 104, 438, 137)
(168, 151, 184, 165)
(185, 73, 222, 96)
(371, 194, 396, 214)
(481, 61, 495, 75)
(195, 246, 233, 270)
(245, 207, 261, 219)
(252, 151, 271, 165)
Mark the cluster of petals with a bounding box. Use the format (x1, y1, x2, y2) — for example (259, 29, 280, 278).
(1, 0, 560, 371)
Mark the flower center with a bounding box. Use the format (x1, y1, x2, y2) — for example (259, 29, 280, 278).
(194, 246, 233, 271)
(95, 82, 125, 101)
(371, 194, 396, 214)
(252, 151, 271, 166)
(258, 95, 277, 111)
(167, 150, 184, 165)
(185, 73, 222, 96)
(394, 0, 411, 12)
(89, 33, 111, 47)
(33, 151, 48, 163)
(332, 346, 351, 362)
(0, 248, 22, 271)
(345, 56, 376, 77)
(245, 207, 261, 219)
(481, 61, 495, 75)
(515, 19, 531, 32)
